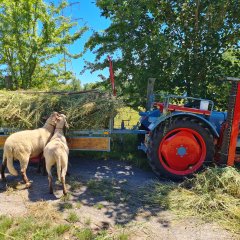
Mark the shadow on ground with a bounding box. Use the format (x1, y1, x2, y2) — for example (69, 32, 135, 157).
(0, 157, 169, 226)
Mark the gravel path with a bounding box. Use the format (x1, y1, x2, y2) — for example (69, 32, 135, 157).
(0, 157, 238, 240)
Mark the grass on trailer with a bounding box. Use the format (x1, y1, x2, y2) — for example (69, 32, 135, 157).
(0, 90, 123, 130)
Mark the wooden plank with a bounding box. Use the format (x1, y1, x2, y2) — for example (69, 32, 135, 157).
(0, 135, 8, 148)
(67, 137, 110, 151)
(0, 135, 111, 152)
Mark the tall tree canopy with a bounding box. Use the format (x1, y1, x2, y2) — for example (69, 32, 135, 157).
(86, 0, 240, 109)
(0, 0, 87, 89)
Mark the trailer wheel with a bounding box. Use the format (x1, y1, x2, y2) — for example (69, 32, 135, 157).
(147, 118, 215, 180)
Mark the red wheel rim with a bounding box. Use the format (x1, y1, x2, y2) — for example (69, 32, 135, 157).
(158, 128, 207, 175)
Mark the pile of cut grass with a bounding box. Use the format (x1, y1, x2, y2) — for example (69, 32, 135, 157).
(139, 167, 240, 233)
(0, 90, 123, 130)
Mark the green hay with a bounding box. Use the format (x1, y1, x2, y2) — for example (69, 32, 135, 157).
(0, 90, 123, 130)
(139, 167, 240, 233)
(172, 167, 240, 232)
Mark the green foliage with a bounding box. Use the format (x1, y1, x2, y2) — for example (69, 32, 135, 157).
(68, 176, 82, 191)
(74, 228, 94, 240)
(0, 214, 125, 240)
(53, 224, 71, 236)
(83, 82, 99, 90)
(62, 202, 74, 209)
(0, 0, 87, 90)
(117, 232, 129, 240)
(86, 0, 240, 109)
(8, 217, 55, 240)
(84, 217, 91, 226)
(94, 203, 104, 210)
(66, 212, 79, 223)
(0, 215, 13, 239)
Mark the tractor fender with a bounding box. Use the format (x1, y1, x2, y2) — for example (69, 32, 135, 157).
(148, 112, 219, 138)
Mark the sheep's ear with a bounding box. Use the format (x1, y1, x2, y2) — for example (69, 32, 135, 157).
(65, 121, 69, 129)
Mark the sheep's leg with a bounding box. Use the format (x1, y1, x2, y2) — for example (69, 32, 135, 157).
(1, 153, 7, 181)
(0, 164, 6, 181)
(48, 174, 53, 194)
(66, 161, 71, 176)
(46, 164, 53, 194)
(21, 169, 31, 188)
(61, 165, 67, 195)
(0, 160, 6, 181)
(37, 157, 47, 175)
(37, 159, 41, 173)
(20, 161, 31, 188)
(61, 175, 67, 195)
(42, 158, 47, 176)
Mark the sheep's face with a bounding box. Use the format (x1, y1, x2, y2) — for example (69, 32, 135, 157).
(56, 114, 69, 129)
(46, 112, 60, 126)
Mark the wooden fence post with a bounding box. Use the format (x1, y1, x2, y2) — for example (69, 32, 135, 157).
(146, 78, 156, 110)
(4, 75, 13, 90)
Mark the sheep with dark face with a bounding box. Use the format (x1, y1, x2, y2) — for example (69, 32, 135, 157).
(1, 112, 59, 187)
(43, 114, 69, 195)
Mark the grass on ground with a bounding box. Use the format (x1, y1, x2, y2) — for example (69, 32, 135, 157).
(1, 167, 239, 238)
(0, 201, 131, 240)
(139, 167, 240, 233)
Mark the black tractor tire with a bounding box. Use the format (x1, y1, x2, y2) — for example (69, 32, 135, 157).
(147, 117, 215, 181)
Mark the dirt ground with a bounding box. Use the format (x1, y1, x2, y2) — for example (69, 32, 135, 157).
(0, 157, 238, 240)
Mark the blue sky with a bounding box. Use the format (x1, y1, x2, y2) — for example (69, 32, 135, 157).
(52, 0, 111, 85)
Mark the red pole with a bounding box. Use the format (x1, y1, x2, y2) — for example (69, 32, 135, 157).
(108, 56, 116, 96)
(227, 82, 240, 166)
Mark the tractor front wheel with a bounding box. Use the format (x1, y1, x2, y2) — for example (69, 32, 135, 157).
(147, 118, 215, 180)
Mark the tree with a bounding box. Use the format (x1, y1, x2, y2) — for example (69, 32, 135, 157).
(0, 0, 87, 89)
(86, 0, 240, 109)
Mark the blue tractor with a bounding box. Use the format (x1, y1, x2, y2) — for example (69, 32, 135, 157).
(137, 78, 240, 180)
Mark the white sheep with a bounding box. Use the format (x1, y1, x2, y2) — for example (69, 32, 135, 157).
(1, 112, 59, 187)
(43, 114, 69, 195)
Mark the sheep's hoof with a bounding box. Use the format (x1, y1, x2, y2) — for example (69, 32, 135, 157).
(1, 177, 6, 182)
(25, 182, 32, 188)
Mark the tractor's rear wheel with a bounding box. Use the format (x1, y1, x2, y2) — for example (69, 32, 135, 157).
(147, 118, 215, 180)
